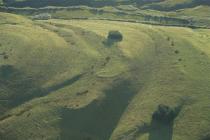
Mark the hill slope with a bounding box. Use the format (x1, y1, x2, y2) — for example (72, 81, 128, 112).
(0, 12, 210, 140)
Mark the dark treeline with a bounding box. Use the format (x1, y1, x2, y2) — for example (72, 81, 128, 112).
(144, 0, 210, 11)
(2, 0, 210, 8)
(3, 0, 121, 8)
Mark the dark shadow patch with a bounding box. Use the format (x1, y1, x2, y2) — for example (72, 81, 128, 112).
(43, 73, 84, 95)
(60, 80, 138, 140)
(203, 133, 210, 140)
(148, 121, 174, 140)
(0, 65, 17, 79)
(11, 73, 84, 107)
(0, 64, 38, 115)
(103, 39, 116, 47)
(0, 64, 84, 116)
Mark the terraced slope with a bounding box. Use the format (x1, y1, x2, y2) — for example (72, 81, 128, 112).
(0, 12, 210, 140)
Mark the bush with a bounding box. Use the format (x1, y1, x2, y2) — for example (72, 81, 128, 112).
(175, 50, 179, 54)
(107, 30, 123, 42)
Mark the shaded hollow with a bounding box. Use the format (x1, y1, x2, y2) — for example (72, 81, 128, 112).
(60, 80, 138, 140)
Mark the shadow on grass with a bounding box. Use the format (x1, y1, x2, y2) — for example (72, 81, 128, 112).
(103, 39, 119, 47)
(148, 120, 174, 140)
(0, 64, 84, 112)
(60, 80, 138, 140)
(42, 73, 84, 96)
(11, 73, 84, 107)
(0, 65, 37, 111)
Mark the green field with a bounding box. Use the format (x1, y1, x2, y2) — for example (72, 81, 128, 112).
(0, 12, 210, 140)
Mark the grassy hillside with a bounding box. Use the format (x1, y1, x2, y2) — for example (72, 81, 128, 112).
(0, 12, 210, 140)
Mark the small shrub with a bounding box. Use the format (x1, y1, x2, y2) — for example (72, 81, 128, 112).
(175, 50, 179, 54)
(3, 54, 9, 59)
(201, 52, 205, 55)
(105, 56, 111, 62)
(171, 41, 175, 46)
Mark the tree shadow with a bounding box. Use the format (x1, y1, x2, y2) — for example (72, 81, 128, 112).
(148, 120, 174, 140)
(103, 39, 116, 47)
(60, 80, 138, 140)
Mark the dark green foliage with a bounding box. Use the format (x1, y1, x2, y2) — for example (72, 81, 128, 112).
(171, 41, 175, 46)
(107, 30, 123, 42)
(167, 37, 170, 41)
(3, 55, 8, 59)
(175, 50, 179, 54)
(2, 0, 117, 8)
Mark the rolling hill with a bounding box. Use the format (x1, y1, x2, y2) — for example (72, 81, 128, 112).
(0, 10, 210, 140)
(1, 0, 210, 140)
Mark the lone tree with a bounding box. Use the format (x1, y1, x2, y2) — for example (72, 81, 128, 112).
(107, 30, 123, 42)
